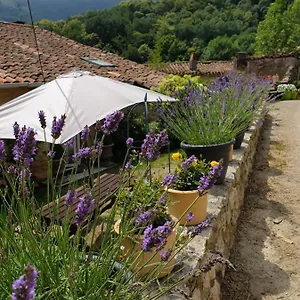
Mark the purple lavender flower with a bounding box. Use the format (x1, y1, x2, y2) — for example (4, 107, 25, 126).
(92, 142, 103, 157)
(38, 111, 46, 129)
(95, 120, 102, 132)
(51, 114, 66, 140)
(64, 189, 77, 206)
(160, 249, 172, 262)
(161, 173, 177, 187)
(135, 210, 155, 227)
(140, 130, 168, 161)
(81, 125, 90, 142)
(64, 138, 73, 147)
(158, 193, 167, 205)
(73, 147, 91, 160)
(7, 165, 18, 175)
(181, 155, 196, 170)
(101, 111, 124, 135)
(0, 140, 6, 161)
(126, 137, 134, 148)
(197, 161, 223, 195)
(12, 126, 37, 168)
(125, 159, 132, 170)
(141, 221, 173, 252)
(75, 189, 95, 225)
(186, 212, 194, 223)
(13, 122, 20, 139)
(12, 264, 38, 300)
(188, 218, 211, 237)
(19, 169, 32, 182)
(47, 150, 55, 159)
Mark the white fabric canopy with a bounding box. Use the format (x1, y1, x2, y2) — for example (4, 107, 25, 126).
(0, 71, 174, 144)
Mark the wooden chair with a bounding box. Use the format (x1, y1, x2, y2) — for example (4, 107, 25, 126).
(38, 173, 121, 235)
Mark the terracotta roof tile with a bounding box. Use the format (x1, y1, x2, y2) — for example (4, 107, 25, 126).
(0, 22, 166, 89)
(154, 61, 234, 76)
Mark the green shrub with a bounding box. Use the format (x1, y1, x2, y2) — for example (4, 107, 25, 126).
(158, 74, 206, 99)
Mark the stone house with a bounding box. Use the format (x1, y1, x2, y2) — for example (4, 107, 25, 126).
(234, 52, 300, 83)
(154, 51, 300, 83)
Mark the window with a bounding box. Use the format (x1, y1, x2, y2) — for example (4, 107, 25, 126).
(80, 57, 115, 67)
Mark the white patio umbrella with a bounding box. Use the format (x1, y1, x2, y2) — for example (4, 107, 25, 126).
(0, 71, 175, 144)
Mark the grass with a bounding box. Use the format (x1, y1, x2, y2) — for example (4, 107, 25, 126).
(134, 150, 179, 181)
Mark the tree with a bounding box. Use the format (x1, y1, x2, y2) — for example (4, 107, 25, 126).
(255, 0, 294, 55)
(37, 19, 54, 31)
(202, 36, 238, 60)
(138, 44, 152, 63)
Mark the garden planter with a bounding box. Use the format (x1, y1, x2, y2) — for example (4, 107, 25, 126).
(114, 220, 176, 278)
(101, 143, 114, 161)
(180, 140, 234, 184)
(167, 189, 207, 225)
(229, 144, 233, 162)
(234, 131, 246, 149)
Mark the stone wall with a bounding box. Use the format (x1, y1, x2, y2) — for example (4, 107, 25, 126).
(246, 57, 300, 82)
(163, 123, 262, 300)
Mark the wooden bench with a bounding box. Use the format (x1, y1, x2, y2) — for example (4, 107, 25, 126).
(38, 173, 121, 235)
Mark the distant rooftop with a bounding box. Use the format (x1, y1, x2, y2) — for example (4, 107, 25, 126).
(153, 60, 234, 76)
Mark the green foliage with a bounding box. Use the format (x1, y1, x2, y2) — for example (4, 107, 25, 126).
(277, 83, 298, 100)
(158, 74, 205, 98)
(202, 36, 238, 61)
(36, 0, 275, 63)
(171, 153, 211, 191)
(255, 0, 299, 55)
(158, 72, 271, 145)
(0, 113, 191, 298)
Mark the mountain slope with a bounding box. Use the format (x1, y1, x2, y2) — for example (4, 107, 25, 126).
(0, 0, 122, 22)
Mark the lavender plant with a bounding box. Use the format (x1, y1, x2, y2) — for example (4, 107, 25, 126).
(158, 72, 271, 145)
(0, 110, 205, 299)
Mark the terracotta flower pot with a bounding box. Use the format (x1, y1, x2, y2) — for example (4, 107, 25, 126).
(167, 189, 207, 225)
(229, 144, 233, 162)
(114, 220, 176, 278)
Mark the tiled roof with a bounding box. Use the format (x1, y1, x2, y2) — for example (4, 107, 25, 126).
(154, 61, 233, 76)
(0, 22, 166, 89)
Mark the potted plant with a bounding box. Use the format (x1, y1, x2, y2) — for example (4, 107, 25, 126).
(114, 131, 180, 278)
(162, 153, 223, 225)
(277, 84, 298, 100)
(158, 72, 270, 183)
(114, 185, 178, 278)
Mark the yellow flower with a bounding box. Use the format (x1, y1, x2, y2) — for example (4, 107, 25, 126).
(191, 160, 198, 166)
(172, 152, 181, 161)
(210, 161, 219, 167)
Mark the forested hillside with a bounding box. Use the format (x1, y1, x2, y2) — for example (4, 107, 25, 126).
(0, 0, 121, 22)
(38, 0, 274, 63)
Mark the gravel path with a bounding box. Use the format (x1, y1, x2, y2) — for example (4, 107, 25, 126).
(222, 101, 300, 300)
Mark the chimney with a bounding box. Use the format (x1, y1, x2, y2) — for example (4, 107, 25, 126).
(234, 52, 248, 71)
(189, 51, 197, 71)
